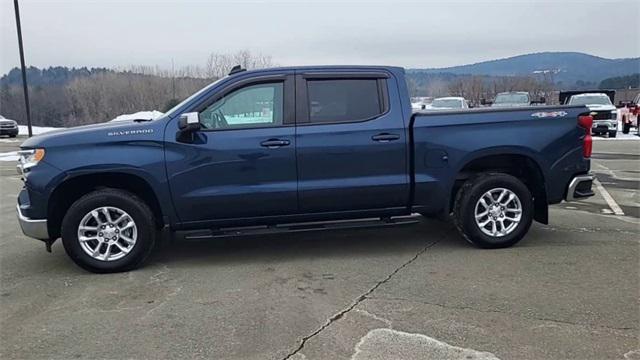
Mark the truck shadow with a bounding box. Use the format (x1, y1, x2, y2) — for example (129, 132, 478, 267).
(147, 218, 469, 268)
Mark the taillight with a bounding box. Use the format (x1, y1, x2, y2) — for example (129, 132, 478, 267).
(578, 115, 593, 158)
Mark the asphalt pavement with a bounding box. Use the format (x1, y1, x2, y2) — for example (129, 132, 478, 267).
(0, 136, 638, 360)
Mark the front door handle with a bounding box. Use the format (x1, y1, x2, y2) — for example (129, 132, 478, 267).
(260, 139, 290, 148)
(371, 133, 400, 142)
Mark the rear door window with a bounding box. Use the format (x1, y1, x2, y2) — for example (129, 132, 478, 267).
(306, 79, 383, 123)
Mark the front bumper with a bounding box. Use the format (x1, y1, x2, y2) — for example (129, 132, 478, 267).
(16, 204, 49, 240)
(565, 173, 595, 201)
(0, 127, 19, 135)
(592, 120, 617, 131)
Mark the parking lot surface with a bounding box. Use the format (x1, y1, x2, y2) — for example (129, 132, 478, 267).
(0, 137, 638, 359)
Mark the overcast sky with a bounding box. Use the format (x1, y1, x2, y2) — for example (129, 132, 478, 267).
(1, 0, 639, 75)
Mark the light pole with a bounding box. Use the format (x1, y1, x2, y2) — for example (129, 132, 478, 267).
(13, 0, 33, 137)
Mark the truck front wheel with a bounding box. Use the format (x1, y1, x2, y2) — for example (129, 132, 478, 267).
(61, 189, 156, 273)
(453, 173, 533, 249)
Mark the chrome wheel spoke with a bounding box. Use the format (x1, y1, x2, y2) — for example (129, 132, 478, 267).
(113, 214, 127, 226)
(114, 242, 130, 254)
(120, 234, 135, 245)
(479, 197, 490, 209)
(91, 210, 103, 225)
(79, 235, 97, 242)
(475, 210, 489, 220)
(91, 243, 103, 258)
(119, 221, 134, 231)
(102, 244, 112, 260)
(101, 208, 113, 223)
(496, 190, 507, 203)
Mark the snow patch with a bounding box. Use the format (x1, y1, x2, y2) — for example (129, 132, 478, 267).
(351, 328, 500, 360)
(18, 125, 61, 136)
(0, 151, 19, 162)
(110, 110, 163, 122)
(592, 132, 639, 140)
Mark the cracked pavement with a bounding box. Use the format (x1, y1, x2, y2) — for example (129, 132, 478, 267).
(0, 138, 638, 359)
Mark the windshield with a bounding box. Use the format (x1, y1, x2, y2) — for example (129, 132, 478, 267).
(494, 93, 529, 104)
(164, 77, 226, 117)
(569, 95, 612, 106)
(431, 99, 462, 108)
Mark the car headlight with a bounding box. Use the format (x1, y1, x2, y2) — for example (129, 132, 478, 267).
(17, 148, 45, 173)
(611, 110, 618, 119)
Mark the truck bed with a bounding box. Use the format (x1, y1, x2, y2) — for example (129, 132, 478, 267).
(409, 105, 590, 217)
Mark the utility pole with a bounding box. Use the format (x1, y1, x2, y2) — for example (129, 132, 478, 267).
(14, 0, 33, 137)
(171, 58, 176, 100)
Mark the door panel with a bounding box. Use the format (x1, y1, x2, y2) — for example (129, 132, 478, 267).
(295, 73, 409, 212)
(165, 74, 297, 224)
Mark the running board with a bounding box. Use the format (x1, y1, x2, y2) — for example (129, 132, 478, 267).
(178, 215, 421, 241)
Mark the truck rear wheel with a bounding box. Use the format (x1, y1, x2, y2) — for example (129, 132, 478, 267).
(61, 189, 156, 273)
(609, 130, 617, 138)
(453, 173, 533, 249)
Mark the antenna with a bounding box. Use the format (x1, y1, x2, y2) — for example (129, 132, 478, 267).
(228, 65, 246, 75)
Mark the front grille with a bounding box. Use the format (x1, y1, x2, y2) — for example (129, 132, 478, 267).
(0, 124, 15, 129)
(593, 111, 616, 120)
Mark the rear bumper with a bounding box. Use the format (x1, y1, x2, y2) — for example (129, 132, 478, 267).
(16, 204, 49, 240)
(565, 173, 595, 201)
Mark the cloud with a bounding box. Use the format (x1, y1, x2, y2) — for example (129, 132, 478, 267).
(1, 0, 638, 74)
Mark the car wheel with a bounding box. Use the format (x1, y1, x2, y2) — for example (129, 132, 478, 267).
(609, 131, 617, 138)
(61, 188, 156, 273)
(453, 172, 533, 249)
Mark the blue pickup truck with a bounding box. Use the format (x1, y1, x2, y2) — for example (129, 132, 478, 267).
(16, 65, 595, 273)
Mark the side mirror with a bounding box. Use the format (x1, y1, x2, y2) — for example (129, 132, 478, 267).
(178, 112, 201, 131)
(176, 112, 201, 143)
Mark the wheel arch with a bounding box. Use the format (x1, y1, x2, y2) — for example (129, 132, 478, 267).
(450, 150, 548, 224)
(48, 172, 165, 239)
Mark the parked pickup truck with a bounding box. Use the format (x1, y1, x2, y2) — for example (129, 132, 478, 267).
(561, 90, 618, 137)
(16, 65, 595, 273)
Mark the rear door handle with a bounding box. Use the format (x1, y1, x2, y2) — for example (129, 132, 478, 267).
(371, 133, 400, 142)
(260, 139, 290, 148)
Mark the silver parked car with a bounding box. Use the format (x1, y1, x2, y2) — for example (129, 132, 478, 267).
(0, 115, 19, 137)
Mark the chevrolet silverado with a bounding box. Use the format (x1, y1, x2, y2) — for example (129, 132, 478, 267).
(16, 65, 595, 273)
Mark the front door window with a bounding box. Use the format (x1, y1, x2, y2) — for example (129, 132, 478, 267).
(200, 82, 284, 130)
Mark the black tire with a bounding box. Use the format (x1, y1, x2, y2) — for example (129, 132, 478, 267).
(9, 134, 17, 138)
(61, 189, 156, 273)
(609, 131, 617, 138)
(453, 172, 533, 249)
(623, 121, 631, 134)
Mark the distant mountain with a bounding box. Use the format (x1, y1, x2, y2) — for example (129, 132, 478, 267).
(409, 52, 640, 87)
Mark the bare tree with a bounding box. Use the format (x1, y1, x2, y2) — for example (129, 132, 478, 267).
(205, 50, 275, 79)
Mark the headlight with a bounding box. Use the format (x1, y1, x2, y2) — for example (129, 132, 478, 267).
(17, 148, 45, 173)
(611, 110, 618, 119)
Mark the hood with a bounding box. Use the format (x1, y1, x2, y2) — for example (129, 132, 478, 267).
(21, 118, 165, 149)
(491, 103, 530, 108)
(422, 105, 456, 111)
(585, 104, 616, 112)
